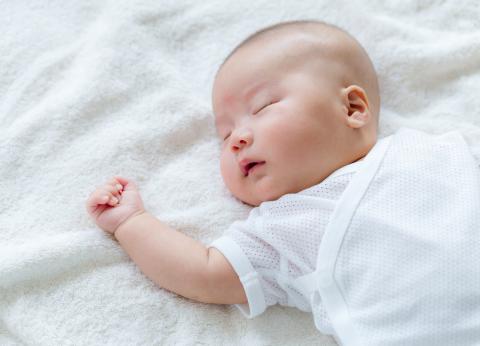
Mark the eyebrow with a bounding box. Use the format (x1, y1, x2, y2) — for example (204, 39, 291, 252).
(243, 80, 269, 102)
(215, 80, 270, 128)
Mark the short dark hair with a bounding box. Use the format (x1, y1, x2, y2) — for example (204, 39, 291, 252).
(220, 20, 348, 67)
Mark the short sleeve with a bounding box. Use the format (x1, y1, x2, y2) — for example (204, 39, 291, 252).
(208, 207, 283, 319)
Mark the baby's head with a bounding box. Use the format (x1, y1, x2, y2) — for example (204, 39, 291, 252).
(212, 20, 380, 207)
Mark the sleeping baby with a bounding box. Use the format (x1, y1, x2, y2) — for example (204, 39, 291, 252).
(85, 20, 480, 345)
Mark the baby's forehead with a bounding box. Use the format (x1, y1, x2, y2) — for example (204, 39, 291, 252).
(215, 48, 337, 96)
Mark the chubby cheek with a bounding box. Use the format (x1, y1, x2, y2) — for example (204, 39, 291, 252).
(220, 152, 242, 192)
(263, 116, 305, 159)
(220, 153, 262, 206)
(262, 112, 317, 184)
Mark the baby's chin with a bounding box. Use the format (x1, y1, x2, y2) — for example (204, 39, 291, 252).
(235, 193, 261, 207)
(227, 175, 288, 206)
(238, 188, 284, 207)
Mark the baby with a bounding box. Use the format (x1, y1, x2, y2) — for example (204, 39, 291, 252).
(86, 20, 480, 345)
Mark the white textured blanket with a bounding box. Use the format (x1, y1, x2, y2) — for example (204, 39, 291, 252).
(1, 1, 479, 345)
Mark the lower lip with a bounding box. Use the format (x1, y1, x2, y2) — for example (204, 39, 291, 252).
(247, 162, 265, 176)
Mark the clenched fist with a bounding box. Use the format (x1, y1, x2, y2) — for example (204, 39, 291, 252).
(86, 176, 146, 236)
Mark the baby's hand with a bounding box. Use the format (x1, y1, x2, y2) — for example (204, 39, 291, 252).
(85, 176, 146, 236)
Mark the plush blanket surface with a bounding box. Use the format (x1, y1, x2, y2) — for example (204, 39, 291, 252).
(1, 1, 479, 345)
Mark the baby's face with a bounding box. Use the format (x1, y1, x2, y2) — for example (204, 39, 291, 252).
(213, 37, 365, 206)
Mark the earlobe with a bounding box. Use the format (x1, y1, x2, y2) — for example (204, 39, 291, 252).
(342, 85, 371, 129)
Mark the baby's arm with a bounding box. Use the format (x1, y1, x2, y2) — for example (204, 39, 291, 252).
(114, 212, 248, 305)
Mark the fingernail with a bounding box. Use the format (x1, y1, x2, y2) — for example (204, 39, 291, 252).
(112, 197, 118, 203)
(116, 184, 122, 190)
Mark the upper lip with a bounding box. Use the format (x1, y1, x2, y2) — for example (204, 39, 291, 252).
(239, 158, 265, 176)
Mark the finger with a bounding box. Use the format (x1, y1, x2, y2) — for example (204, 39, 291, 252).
(96, 188, 121, 206)
(87, 189, 113, 210)
(108, 178, 124, 193)
(108, 195, 120, 206)
(113, 175, 137, 191)
(102, 184, 121, 198)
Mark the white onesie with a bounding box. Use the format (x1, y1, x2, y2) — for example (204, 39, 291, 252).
(208, 127, 480, 345)
(208, 143, 364, 334)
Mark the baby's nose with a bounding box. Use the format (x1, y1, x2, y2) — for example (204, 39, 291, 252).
(231, 139, 246, 152)
(230, 128, 253, 152)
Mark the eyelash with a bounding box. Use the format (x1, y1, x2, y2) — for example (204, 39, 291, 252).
(222, 101, 276, 141)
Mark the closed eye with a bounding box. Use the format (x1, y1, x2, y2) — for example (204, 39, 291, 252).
(223, 133, 231, 141)
(255, 101, 277, 114)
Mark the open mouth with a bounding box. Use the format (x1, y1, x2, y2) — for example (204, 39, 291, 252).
(245, 161, 265, 176)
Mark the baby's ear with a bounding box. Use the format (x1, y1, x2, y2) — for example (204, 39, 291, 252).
(341, 85, 371, 129)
